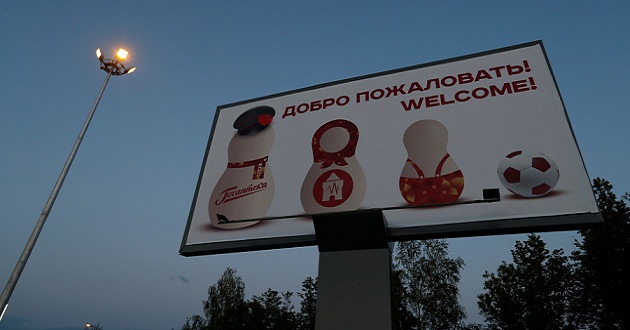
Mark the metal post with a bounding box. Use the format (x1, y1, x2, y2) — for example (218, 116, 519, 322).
(313, 210, 393, 330)
(0, 70, 112, 319)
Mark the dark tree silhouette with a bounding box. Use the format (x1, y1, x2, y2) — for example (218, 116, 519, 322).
(477, 234, 574, 330)
(246, 288, 296, 330)
(394, 239, 466, 329)
(571, 178, 630, 329)
(296, 276, 317, 330)
(182, 267, 248, 330)
(477, 178, 630, 329)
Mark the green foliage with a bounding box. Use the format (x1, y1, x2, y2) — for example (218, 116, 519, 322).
(296, 276, 317, 330)
(394, 239, 466, 330)
(182, 268, 317, 330)
(478, 178, 630, 330)
(571, 178, 630, 329)
(182, 267, 248, 330)
(205, 267, 247, 329)
(391, 268, 417, 330)
(477, 234, 574, 330)
(247, 289, 296, 330)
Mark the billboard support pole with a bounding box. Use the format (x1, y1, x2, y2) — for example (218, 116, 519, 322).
(313, 210, 392, 330)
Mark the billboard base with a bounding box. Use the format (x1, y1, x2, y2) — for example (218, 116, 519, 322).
(313, 210, 392, 330)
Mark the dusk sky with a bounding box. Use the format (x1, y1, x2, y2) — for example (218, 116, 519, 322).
(1, 2, 628, 329)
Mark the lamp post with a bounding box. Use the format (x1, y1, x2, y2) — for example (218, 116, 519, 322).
(0, 48, 136, 321)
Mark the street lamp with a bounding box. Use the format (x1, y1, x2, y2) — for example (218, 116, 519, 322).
(0, 48, 136, 322)
(96, 47, 136, 75)
(85, 322, 104, 330)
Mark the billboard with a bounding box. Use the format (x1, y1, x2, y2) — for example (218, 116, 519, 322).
(180, 41, 601, 256)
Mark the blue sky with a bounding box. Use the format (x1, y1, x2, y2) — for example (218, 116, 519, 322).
(0, 1, 628, 329)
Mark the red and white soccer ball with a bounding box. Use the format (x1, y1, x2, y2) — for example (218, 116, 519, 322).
(497, 150, 559, 198)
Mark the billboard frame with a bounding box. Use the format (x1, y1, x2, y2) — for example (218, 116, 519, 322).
(180, 40, 602, 256)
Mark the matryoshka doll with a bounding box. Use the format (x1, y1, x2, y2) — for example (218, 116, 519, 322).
(208, 106, 276, 229)
(301, 119, 366, 214)
(399, 119, 464, 205)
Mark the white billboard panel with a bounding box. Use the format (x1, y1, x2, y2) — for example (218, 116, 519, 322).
(181, 41, 601, 255)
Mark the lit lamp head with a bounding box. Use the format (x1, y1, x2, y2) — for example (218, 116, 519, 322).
(96, 47, 136, 75)
(95, 48, 104, 61)
(116, 49, 128, 60)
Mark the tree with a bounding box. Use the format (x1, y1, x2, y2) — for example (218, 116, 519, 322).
(182, 267, 248, 330)
(477, 234, 574, 330)
(571, 178, 630, 329)
(182, 267, 303, 330)
(394, 239, 466, 329)
(391, 268, 417, 330)
(296, 276, 317, 330)
(246, 289, 297, 330)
